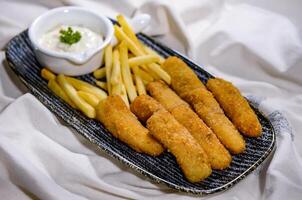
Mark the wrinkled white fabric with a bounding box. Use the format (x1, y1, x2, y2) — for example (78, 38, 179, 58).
(0, 0, 302, 199)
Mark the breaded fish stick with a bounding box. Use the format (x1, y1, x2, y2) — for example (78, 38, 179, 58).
(161, 57, 205, 98)
(147, 81, 231, 169)
(206, 78, 262, 137)
(162, 57, 245, 154)
(147, 110, 211, 182)
(183, 88, 246, 154)
(96, 96, 164, 156)
(147, 80, 189, 111)
(130, 95, 164, 123)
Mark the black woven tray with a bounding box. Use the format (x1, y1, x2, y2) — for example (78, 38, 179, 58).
(5, 30, 275, 195)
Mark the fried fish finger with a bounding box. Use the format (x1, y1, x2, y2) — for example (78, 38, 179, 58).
(161, 56, 205, 97)
(147, 110, 212, 182)
(130, 95, 164, 123)
(162, 57, 245, 154)
(96, 95, 164, 156)
(206, 78, 262, 137)
(147, 80, 189, 111)
(183, 88, 246, 154)
(147, 81, 231, 169)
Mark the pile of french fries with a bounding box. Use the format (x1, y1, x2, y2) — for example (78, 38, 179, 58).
(41, 68, 107, 118)
(41, 15, 170, 118)
(93, 15, 170, 106)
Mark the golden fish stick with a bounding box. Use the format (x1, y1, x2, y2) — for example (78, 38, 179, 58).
(147, 80, 231, 169)
(162, 57, 245, 154)
(161, 56, 205, 97)
(183, 88, 246, 154)
(96, 96, 164, 156)
(147, 80, 189, 111)
(170, 104, 231, 169)
(147, 110, 212, 183)
(206, 78, 262, 137)
(130, 95, 164, 123)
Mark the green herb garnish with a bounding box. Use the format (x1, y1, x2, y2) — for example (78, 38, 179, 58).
(59, 27, 81, 45)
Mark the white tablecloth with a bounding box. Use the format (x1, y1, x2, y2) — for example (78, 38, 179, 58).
(1, 0, 302, 199)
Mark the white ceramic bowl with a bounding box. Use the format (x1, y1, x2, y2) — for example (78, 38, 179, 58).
(29, 6, 114, 76)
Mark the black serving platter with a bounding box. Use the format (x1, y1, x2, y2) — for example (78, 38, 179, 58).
(5, 30, 275, 195)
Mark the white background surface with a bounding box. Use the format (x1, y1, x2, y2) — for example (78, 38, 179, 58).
(0, 0, 302, 199)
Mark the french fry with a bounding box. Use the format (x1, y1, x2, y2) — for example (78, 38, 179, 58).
(41, 68, 56, 81)
(148, 63, 171, 84)
(95, 81, 107, 91)
(78, 90, 100, 107)
(114, 24, 171, 84)
(117, 15, 144, 52)
(105, 45, 113, 95)
(141, 65, 160, 80)
(142, 79, 148, 85)
(121, 83, 130, 107)
(48, 79, 76, 108)
(120, 41, 137, 102)
(131, 73, 135, 81)
(128, 55, 159, 67)
(143, 45, 165, 64)
(137, 67, 154, 83)
(139, 64, 149, 72)
(110, 46, 127, 99)
(111, 49, 121, 86)
(111, 80, 122, 95)
(137, 64, 160, 80)
(57, 74, 96, 118)
(128, 53, 135, 58)
(117, 15, 165, 66)
(93, 67, 106, 79)
(66, 77, 107, 100)
(132, 65, 146, 95)
(114, 25, 144, 56)
(135, 75, 146, 95)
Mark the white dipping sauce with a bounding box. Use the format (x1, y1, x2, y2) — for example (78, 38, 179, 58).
(39, 25, 103, 53)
